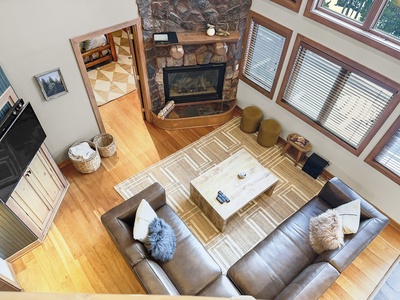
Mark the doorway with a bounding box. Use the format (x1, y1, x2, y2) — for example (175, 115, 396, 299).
(70, 19, 151, 133)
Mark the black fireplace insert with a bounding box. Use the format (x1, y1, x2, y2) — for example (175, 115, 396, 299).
(163, 63, 226, 104)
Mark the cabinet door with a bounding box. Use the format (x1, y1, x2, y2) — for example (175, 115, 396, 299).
(7, 175, 52, 240)
(27, 149, 64, 208)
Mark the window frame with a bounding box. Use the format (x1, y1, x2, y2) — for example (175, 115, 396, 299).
(304, 0, 400, 60)
(365, 116, 400, 184)
(239, 11, 293, 100)
(270, 0, 303, 13)
(276, 34, 400, 156)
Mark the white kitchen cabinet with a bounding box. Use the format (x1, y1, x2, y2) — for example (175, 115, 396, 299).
(6, 145, 69, 244)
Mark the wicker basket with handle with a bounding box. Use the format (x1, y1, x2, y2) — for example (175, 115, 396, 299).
(68, 140, 101, 173)
(93, 133, 116, 158)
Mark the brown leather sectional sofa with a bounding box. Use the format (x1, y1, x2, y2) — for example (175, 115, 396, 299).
(101, 177, 389, 299)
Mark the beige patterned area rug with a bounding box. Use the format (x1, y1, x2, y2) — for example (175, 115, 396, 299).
(88, 30, 136, 106)
(115, 117, 326, 273)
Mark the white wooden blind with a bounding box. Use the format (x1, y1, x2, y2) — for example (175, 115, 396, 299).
(375, 127, 400, 176)
(283, 45, 395, 149)
(243, 19, 286, 92)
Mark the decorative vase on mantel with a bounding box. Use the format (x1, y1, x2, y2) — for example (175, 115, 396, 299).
(207, 24, 216, 36)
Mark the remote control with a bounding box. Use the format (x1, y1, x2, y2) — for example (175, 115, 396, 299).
(218, 191, 230, 203)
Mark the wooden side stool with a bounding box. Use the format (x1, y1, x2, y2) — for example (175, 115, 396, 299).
(281, 133, 312, 166)
(257, 119, 281, 147)
(240, 106, 263, 133)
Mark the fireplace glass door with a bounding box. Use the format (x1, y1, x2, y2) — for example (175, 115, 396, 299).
(163, 63, 226, 104)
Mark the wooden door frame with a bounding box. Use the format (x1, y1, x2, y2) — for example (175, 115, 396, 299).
(70, 18, 152, 133)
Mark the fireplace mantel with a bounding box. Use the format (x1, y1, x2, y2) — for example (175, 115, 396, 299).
(154, 31, 240, 47)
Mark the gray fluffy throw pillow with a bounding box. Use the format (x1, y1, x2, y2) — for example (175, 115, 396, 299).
(145, 217, 176, 262)
(309, 209, 344, 254)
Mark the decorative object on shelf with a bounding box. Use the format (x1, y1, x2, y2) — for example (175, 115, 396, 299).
(157, 100, 175, 119)
(153, 32, 178, 45)
(289, 133, 309, 148)
(238, 172, 247, 179)
(169, 45, 184, 59)
(93, 133, 116, 157)
(207, 24, 216, 36)
(68, 140, 101, 174)
(215, 21, 230, 37)
(35, 68, 68, 101)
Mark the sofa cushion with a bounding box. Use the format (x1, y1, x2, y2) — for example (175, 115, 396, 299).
(134, 259, 180, 295)
(198, 275, 241, 298)
(309, 209, 344, 254)
(334, 199, 361, 234)
(134, 199, 157, 242)
(275, 262, 340, 300)
(155, 204, 222, 295)
(228, 198, 327, 299)
(145, 217, 176, 262)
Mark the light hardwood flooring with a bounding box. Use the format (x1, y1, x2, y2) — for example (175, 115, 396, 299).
(11, 91, 400, 299)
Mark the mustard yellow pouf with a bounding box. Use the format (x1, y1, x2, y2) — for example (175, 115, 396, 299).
(240, 106, 263, 133)
(257, 119, 282, 147)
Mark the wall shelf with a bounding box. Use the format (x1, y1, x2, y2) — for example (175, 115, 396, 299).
(154, 31, 240, 47)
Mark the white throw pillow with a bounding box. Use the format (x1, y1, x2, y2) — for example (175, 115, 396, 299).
(133, 199, 157, 242)
(334, 199, 361, 234)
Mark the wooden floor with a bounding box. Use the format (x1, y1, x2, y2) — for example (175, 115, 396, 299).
(11, 92, 400, 299)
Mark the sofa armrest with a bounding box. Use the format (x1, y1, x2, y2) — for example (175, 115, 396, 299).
(275, 262, 340, 300)
(101, 182, 166, 266)
(318, 177, 388, 221)
(315, 177, 389, 272)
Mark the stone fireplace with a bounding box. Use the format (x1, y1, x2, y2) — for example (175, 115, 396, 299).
(136, 0, 252, 127)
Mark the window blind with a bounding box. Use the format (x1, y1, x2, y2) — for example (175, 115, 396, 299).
(375, 127, 400, 176)
(243, 19, 286, 92)
(283, 45, 395, 149)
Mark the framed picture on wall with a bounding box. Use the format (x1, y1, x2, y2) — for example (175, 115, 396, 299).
(35, 68, 68, 100)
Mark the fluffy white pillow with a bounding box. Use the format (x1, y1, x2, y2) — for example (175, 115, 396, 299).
(133, 199, 157, 242)
(309, 209, 344, 254)
(334, 199, 361, 234)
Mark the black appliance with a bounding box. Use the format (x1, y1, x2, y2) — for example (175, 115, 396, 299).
(0, 100, 46, 203)
(302, 153, 330, 179)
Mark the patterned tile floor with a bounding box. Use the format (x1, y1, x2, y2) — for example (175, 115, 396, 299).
(88, 30, 136, 106)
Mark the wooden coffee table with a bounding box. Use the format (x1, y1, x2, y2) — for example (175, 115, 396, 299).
(190, 149, 279, 232)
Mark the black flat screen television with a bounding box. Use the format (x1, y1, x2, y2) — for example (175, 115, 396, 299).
(0, 101, 46, 203)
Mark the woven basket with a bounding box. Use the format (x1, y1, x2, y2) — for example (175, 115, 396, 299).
(93, 133, 116, 158)
(68, 140, 101, 174)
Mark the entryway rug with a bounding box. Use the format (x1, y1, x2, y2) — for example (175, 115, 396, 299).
(369, 255, 400, 299)
(88, 30, 136, 107)
(114, 117, 326, 273)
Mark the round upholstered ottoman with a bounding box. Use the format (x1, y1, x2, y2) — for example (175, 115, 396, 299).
(240, 106, 263, 133)
(257, 119, 282, 147)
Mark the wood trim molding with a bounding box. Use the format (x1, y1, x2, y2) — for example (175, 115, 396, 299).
(70, 19, 151, 132)
(239, 10, 293, 100)
(365, 115, 400, 185)
(276, 34, 400, 157)
(304, 0, 400, 60)
(271, 0, 303, 13)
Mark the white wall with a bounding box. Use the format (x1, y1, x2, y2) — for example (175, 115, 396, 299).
(237, 1, 400, 222)
(0, 1, 139, 162)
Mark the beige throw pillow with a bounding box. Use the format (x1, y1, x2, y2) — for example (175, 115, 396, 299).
(309, 209, 344, 254)
(334, 199, 361, 234)
(133, 199, 157, 242)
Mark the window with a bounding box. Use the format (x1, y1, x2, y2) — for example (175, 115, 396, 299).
(240, 11, 292, 99)
(366, 116, 400, 184)
(304, 0, 400, 59)
(277, 35, 400, 155)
